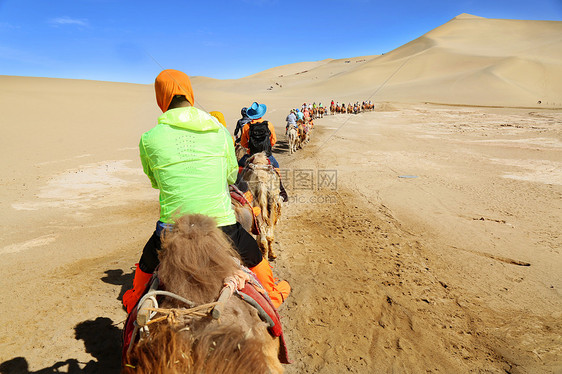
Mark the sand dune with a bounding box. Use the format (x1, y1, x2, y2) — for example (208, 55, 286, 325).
(0, 13, 561, 373)
(224, 13, 562, 110)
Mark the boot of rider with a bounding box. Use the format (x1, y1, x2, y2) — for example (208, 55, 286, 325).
(249, 258, 291, 309)
(122, 263, 153, 313)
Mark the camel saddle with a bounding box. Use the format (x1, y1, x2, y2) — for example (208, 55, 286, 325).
(238, 281, 291, 364)
(230, 184, 261, 235)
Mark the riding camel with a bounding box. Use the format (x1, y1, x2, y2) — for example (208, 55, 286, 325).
(303, 123, 311, 144)
(241, 153, 282, 260)
(122, 214, 288, 373)
(287, 126, 298, 155)
(303, 110, 310, 124)
(297, 123, 309, 148)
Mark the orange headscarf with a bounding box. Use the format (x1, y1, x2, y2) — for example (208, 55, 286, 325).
(209, 111, 227, 127)
(154, 69, 195, 112)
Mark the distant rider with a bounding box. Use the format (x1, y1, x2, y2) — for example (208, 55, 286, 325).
(286, 109, 297, 133)
(234, 107, 251, 143)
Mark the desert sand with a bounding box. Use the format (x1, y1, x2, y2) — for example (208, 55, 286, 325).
(0, 14, 561, 373)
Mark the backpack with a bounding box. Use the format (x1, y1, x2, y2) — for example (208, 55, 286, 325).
(248, 121, 272, 156)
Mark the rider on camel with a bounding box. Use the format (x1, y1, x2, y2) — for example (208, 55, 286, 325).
(285, 109, 297, 133)
(296, 108, 304, 123)
(239, 102, 288, 202)
(239, 102, 278, 168)
(123, 71, 290, 313)
(234, 107, 251, 143)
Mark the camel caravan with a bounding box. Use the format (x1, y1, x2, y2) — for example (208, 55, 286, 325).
(122, 91, 294, 373)
(285, 102, 319, 155)
(285, 100, 375, 155)
(121, 80, 375, 371)
(329, 99, 375, 115)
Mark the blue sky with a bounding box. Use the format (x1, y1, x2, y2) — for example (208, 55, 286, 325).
(0, 0, 560, 84)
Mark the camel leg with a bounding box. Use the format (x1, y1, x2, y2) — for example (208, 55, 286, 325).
(266, 227, 276, 260)
(266, 199, 281, 260)
(257, 229, 269, 259)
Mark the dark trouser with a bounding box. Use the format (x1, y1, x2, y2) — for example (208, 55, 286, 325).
(138, 221, 263, 274)
(238, 154, 249, 167)
(219, 223, 263, 267)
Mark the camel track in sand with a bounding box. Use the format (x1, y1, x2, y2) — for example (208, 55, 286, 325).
(271, 119, 561, 373)
(273, 183, 511, 373)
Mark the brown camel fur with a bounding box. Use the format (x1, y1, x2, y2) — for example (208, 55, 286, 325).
(297, 124, 308, 148)
(242, 153, 282, 260)
(122, 214, 282, 374)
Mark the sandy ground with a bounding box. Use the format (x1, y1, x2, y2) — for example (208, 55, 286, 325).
(278, 105, 561, 373)
(0, 103, 560, 373)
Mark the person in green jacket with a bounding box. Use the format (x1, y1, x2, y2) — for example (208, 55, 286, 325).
(123, 69, 290, 312)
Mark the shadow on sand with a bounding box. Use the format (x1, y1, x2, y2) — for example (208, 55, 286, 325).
(101, 269, 134, 302)
(0, 317, 122, 374)
(273, 139, 289, 155)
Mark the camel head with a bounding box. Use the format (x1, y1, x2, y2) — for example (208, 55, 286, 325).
(247, 152, 269, 166)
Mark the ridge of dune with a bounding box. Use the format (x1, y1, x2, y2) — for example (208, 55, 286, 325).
(188, 10, 562, 127)
(453, 13, 484, 20)
(242, 59, 335, 79)
(5, 14, 560, 110)
(188, 13, 562, 110)
(299, 14, 562, 108)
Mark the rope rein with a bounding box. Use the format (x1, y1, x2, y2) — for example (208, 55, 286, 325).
(126, 277, 238, 356)
(139, 276, 240, 326)
(145, 302, 220, 326)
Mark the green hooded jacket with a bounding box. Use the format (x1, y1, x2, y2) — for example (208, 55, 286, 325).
(139, 106, 238, 226)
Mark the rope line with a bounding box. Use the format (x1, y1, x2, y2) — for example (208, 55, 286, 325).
(315, 55, 414, 152)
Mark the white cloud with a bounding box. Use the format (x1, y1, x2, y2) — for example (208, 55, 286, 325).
(49, 17, 89, 27)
